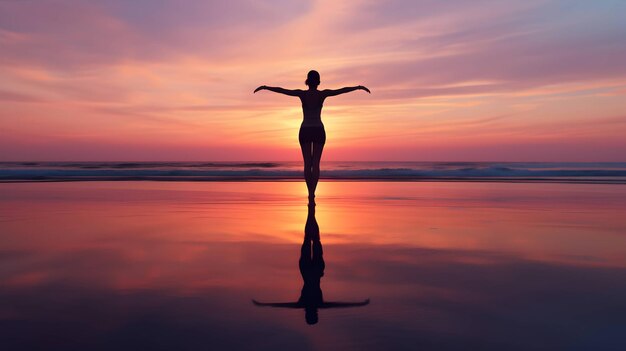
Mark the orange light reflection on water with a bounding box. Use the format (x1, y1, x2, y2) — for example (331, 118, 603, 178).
(1, 180, 626, 295)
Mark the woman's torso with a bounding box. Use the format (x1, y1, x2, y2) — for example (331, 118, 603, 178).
(300, 90, 325, 128)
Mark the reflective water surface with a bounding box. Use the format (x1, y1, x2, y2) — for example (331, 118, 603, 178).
(1, 181, 626, 350)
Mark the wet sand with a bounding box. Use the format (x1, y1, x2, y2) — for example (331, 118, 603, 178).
(1, 181, 626, 350)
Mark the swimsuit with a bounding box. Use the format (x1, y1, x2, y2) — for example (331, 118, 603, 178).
(299, 125, 326, 144)
(299, 92, 326, 144)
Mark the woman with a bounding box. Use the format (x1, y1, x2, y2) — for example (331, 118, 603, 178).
(254, 70, 370, 201)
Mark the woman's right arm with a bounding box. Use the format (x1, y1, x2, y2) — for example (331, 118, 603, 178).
(254, 85, 302, 96)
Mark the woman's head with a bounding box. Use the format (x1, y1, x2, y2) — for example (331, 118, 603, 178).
(305, 306, 319, 325)
(305, 70, 320, 88)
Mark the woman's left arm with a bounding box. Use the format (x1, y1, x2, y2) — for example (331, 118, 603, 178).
(323, 85, 370, 97)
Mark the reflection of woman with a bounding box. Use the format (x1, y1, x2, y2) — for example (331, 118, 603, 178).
(252, 204, 369, 325)
(255, 71, 370, 201)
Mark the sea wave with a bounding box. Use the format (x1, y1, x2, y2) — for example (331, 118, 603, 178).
(1, 162, 626, 183)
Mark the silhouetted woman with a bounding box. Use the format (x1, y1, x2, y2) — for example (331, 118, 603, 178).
(254, 70, 370, 201)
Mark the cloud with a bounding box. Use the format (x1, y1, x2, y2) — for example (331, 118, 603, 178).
(0, 89, 43, 102)
(0, 0, 314, 69)
(327, 1, 626, 99)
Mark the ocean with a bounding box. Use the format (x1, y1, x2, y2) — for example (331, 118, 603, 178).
(1, 161, 626, 183)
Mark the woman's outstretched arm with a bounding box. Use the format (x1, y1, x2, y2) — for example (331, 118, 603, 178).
(252, 300, 302, 308)
(320, 299, 370, 308)
(254, 85, 302, 96)
(323, 85, 370, 97)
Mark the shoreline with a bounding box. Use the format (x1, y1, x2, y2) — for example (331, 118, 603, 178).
(2, 177, 626, 184)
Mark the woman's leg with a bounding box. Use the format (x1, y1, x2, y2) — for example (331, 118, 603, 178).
(300, 141, 314, 196)
(310, 142, 325, 196)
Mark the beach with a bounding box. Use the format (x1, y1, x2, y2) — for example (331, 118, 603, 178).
(1, 180, 625, 350)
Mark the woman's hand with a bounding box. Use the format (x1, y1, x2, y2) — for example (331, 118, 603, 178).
(358, 85, 371, 94)
(254, 85, 267, 93)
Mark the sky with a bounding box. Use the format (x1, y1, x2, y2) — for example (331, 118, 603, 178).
(1, 0, 625, 161)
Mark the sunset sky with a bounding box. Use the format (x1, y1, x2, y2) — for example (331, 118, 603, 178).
(1, 0, 625, 161)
